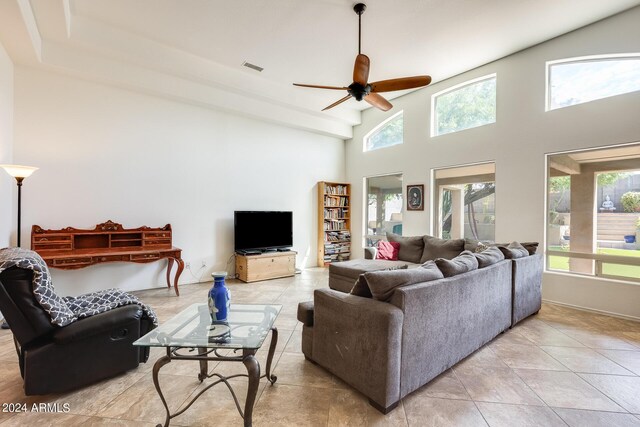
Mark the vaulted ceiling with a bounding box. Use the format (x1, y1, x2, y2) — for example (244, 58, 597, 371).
(1, 0, 639, 138)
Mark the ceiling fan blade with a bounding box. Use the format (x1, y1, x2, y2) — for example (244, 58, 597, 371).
(293, 83, 349, 90)
(370, 76, 432, 93)
(322, 94, 353, 111)
(353, 54, 370, 85)
(364, 93, 392, 111)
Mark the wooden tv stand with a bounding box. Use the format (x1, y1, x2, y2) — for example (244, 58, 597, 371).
(31, 220, 184, 296)
(235, 251, 296, 283)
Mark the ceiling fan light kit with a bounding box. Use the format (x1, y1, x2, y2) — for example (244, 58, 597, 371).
(293, 3, 431, 112)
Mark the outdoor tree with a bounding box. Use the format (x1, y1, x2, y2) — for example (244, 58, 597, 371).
(366, 114, 403, 151)
(436, 78, 496, 135)
(442, 183, 495, 239)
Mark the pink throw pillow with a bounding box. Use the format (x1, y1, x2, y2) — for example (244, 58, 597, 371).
(376, 241, 400, 260)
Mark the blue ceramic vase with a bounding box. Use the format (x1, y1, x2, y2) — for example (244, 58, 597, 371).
(208, 271, 230, 323)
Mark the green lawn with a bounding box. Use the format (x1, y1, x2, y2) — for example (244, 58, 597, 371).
(547, 245, 640, 279)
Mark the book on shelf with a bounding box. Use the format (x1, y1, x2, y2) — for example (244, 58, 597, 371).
(324, 196, 349, 207)
(323, 253, 350, 262)
(323, 208, 349, 219)
(325, 230, 351, 241)
(325, 185, 349, 196)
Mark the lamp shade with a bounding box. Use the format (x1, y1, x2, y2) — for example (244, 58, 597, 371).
(0, 165, 39, 179)
(390, 213, 403, 222)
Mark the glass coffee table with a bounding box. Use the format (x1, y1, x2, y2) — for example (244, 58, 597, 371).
(134, 303, 281, 427)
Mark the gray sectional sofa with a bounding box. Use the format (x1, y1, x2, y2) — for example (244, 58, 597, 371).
(298, 234, 543, 413)
(328, 233, 542, 328)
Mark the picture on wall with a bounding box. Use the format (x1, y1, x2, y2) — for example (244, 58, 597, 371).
(407, 184, 424, 211)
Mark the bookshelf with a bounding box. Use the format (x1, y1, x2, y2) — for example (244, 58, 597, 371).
(317, 181, 351, 267)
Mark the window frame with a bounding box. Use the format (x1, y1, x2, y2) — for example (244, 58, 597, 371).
(431, 161, 496, 241)
(545, 53, 640, 112)
(363, 110, 404, 152)
(544, 143, 640, 284)
(430, 73, 497, 137)
(363, 172, 404, 247)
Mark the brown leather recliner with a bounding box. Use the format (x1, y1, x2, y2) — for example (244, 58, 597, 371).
(0, 266, 155, 395)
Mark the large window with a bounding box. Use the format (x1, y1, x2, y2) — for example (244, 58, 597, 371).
(433, 163, 496, 242)
(547, 54, 640, 110)
(432, 75, 496, 137)
(546, 144, 640, 282)
(365, 174, 403, 246)
(364, 111, 403, 152)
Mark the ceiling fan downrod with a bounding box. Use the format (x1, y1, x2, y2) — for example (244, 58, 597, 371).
(354, 3, 366, 55)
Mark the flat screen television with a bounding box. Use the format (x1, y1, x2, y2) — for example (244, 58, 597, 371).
(234, 211, 293, 252)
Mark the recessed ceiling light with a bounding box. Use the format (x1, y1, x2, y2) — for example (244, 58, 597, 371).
(242, 61, 264, 72)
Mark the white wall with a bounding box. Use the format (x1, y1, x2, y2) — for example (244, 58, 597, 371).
(0, 41, 14, 247)
(13, 67, 344, 296)
(346, 7, 640, 319)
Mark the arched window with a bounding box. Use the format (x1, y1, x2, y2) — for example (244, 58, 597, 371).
(363, 111, 403, 152)
(431, 74, 496, 137)
(547, 54, 640, 110)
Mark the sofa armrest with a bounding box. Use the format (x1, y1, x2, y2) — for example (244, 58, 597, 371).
(297, 301, 314, 327)
(312, 289, 403, 410)
(52, 305, 143, 345)
(512, 253, 543, 325)
(364, 247, 377, 260)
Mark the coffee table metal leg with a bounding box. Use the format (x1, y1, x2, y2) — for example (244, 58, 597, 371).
(264, 327, 278, 384)
(242, 351, 260, 427)
(152, 355, 173, 427)
(197, 347, 208, 382)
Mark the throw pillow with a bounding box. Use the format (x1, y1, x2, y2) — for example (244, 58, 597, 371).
(376, 241, 400, 260)
(521, 242, 539, 255)
(497, 242, 529, 259)
(350, 265, 409, 298)
(464, 238, 479, 252)
(386, 233, 425, 264)
(435, 250, 479, 277)
(362, 261, 444, 302)
(465, 238, 491, 253)
(474, 246, 505, 268)
(421, 235, 465, 263)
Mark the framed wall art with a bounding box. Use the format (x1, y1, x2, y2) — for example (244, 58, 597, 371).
(407, 184, 424, 211)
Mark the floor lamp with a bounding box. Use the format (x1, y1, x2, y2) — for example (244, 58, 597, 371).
(0, 164, 39, 330)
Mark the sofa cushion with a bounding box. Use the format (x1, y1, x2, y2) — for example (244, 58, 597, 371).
(435, 250, 479, 277)
(330, 259, 411, 280)
(350, 274, 373, 298)
(361, 261, 444, 302)
(521, 242, 539, 255)
(387, 233, 425, 264)
(474, 246, 505, 268)
(497, 242, 529, 259)
(464, 238, 491, 253)
(421, 235, 465, 263)
(350, 265, 409, 298)
(376, 241, 400, 260)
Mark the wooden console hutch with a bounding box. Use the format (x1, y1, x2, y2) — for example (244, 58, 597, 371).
(31, 220, 184, 296)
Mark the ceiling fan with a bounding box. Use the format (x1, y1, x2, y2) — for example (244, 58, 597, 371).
(293, 3, 432, 112)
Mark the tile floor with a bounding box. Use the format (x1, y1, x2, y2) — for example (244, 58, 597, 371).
(0, 268, 639, 426)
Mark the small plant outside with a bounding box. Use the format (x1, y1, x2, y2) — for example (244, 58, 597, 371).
(621, 191, 640, 212)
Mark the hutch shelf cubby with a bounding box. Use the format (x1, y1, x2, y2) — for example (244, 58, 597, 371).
(317, 181, 351, 267)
